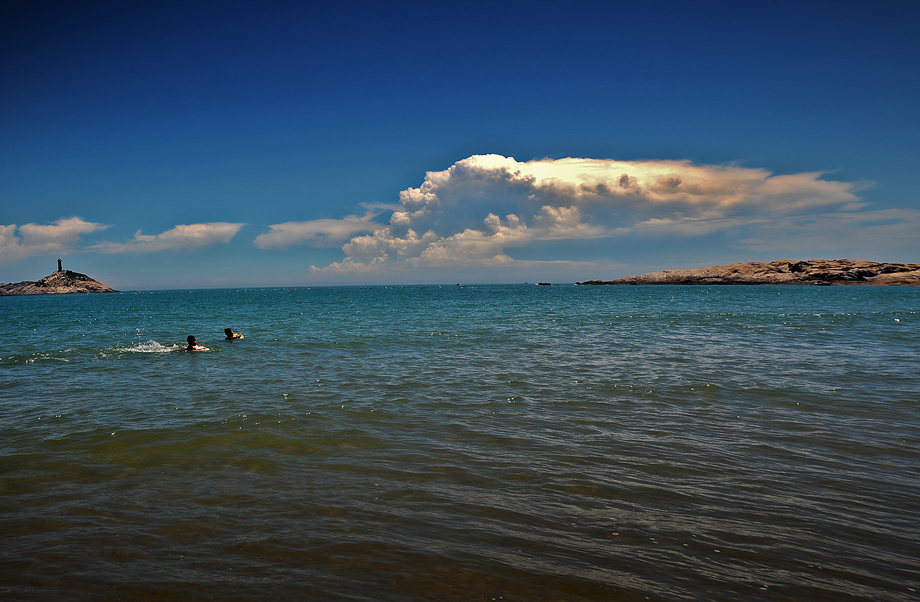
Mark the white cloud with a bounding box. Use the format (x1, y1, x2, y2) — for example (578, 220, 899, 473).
(92, 222, 245, 253)
(254, 207, 389, 249)
(736, 207, 920, 256)
(312, 154, 864, 275)
(0, 217, 108, 263)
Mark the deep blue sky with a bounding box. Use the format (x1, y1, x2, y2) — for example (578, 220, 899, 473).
(2, 1, 917, 288)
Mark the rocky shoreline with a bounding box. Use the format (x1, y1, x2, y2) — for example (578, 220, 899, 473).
(577, 259, 920, 286)
(0, 270, 118, 296)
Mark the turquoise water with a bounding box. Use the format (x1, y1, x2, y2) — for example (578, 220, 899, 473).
(2, 285, 919, 601)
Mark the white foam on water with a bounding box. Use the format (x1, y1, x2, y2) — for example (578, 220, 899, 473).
(118, 340, 183, 353)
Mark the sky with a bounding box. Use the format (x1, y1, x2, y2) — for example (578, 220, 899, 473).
(1, 0, 917, 289)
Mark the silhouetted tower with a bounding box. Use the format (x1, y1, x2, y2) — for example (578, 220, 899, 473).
(57, 258, 62, 271)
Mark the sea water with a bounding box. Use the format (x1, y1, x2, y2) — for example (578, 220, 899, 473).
(1, 284, 918, 601)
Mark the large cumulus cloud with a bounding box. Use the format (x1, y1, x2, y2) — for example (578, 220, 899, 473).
(312, 154, 864, 274)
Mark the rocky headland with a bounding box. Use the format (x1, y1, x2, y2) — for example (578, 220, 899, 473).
(0, 269, 118, 296)
(577, 259, 920, 286)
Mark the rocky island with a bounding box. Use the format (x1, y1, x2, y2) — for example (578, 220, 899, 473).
(0, 262, 117, 296)
(577, 259, 920, 286)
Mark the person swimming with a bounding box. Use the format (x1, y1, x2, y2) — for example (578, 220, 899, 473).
(224, 328, 244, 340)
(186, 335, 208, 351)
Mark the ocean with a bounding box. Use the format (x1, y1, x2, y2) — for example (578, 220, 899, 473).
(1, 284, 918, 601)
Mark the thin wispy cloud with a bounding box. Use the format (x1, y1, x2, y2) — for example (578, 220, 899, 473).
(0, 217, 108, 263)
(311, 154, 870, 275)
(254, 206, 390, 249)
(734, 207, 920, 256)
(92, 222, 245, 253)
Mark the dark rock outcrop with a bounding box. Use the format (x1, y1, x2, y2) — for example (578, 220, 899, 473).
(0, 270, 118, 296)
(576, 260, 920, 286)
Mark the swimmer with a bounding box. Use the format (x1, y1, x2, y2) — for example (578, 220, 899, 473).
(186, 335, 208, 351)
(224, 328, 244, 340)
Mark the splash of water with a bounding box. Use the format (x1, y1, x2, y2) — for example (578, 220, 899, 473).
(118, 340, 182, 353)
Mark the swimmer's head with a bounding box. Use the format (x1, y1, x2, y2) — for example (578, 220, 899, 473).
(187, 335, 196, 344)
(225, 328, 232, 336)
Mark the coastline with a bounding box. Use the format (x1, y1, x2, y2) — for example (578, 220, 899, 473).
(577, 259, 920, 286)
